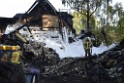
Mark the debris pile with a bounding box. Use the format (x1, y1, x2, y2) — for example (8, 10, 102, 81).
(0, 31, 124, 83)
(36, 40, 124, 83)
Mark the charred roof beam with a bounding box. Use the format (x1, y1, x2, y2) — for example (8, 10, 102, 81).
(26, 0, 58, 15)
(26, 1, 39, 14)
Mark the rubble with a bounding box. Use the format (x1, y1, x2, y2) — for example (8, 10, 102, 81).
(0, 62, 25, 83)
(36, 40, 124, 83)
(0, 0, 124, 83)
(0, 30, 124, 83)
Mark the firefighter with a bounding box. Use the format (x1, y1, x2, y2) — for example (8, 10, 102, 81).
(11, 50, 23, 64)
(0, 45, 22, 64)
(0, 45, 23, 64)
(83, 37, 92, 59)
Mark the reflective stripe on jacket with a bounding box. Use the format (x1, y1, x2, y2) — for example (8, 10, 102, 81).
(11, 51, 22, 64)
(83, 41, 92, 49)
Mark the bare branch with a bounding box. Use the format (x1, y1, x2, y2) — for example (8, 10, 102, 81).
(89, 3, 98, 18)
(65, 1, 87, 16)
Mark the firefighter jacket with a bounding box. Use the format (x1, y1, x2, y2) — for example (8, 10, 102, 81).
(11, 51, 22, 64)
(83, 40, 92, 50)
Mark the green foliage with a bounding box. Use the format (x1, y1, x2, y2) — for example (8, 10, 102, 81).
(116, 12, 124, 41)
(62, 0, 124, 44)
(72, 11, 85, 34)
(72, 11, 96, 34)
(62, 0, 110, 32)
(92, 1, 124, 44)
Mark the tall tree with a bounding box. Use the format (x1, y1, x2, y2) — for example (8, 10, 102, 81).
(117, 4, 124, 39)
(61, 0, 112, 32)
(72, 11, 96, 34)
(99, 2, 124, 43)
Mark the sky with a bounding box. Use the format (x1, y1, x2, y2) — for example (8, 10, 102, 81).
(0, 0, 66, 17)
(0, 0, 123, 18)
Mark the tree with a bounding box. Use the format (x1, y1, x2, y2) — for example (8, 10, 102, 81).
(94, 1, 124, 44)
(61, 0, 112, 32)
(72, 11, 96, 34)
(104, 2, 124, 42)
(72, 12, 84, 34)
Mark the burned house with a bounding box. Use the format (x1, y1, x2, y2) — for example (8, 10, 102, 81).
(0, 17, 12, 36)
(21, 0, 75, 36)
(0, 0, 75, 37)
(0, 14, 23, 36)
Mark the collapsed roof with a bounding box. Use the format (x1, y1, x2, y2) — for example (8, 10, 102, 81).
(0, 0, 75, 33)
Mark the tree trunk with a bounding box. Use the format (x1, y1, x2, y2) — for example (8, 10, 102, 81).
(86, 0, 90, 32)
